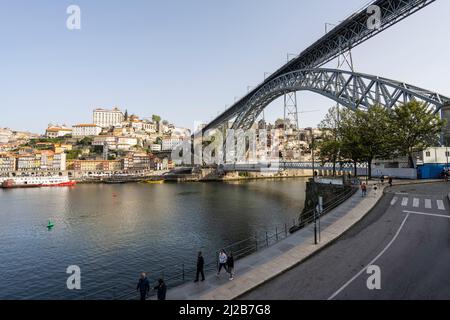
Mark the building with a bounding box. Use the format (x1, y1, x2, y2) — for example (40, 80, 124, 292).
(93, 108, 124, 128)
(73, 160, 123, 172)
(72, 124, 102, 137)
(162, 137, 183, 151)
(123, 152, 152, 171)
(150, 144, 162, 152)
(45, 125, 72, 138)
(54, 144, 73, 154)
(417, 147, 450, 179)
(93, 136, 139, 151)
(0, 128, 13, 144)
(0, 153, 16, 172)
(16, 154, 39, 171)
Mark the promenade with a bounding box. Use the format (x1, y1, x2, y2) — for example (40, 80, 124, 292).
(167, 179, 443, 300)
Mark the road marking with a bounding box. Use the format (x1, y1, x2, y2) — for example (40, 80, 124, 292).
(401, 197, 409, 207)
(395, 192, 409, 195)
(403, 210, 450, 219)
(437, 200, 445, 211)
(412, 198, 420, 208)
(390, 197, 398, 206)
(425, 199, 432, 209)
(328, 214, 410, 300)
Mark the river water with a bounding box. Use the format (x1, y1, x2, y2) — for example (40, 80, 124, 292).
(0, 178, 307, 299)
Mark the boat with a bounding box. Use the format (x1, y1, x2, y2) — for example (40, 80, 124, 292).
(0, 176, 76, 189)
(145, 179, 164, 184)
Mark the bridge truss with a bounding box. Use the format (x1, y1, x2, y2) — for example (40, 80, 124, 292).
(203, 0, 439, 132)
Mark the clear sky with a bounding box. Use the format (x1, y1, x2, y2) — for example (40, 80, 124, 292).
(1, 0, 449, 134)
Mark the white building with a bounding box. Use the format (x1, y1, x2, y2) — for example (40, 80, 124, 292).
(73, 124, 102, 137)
(45, 125, 72, 138)
(92, 136, 139, 151)
(150, 144, 162, 152)
(93, 108, 124, 128)
(162, 138, 183, 151)
(418, 147, 450, 165)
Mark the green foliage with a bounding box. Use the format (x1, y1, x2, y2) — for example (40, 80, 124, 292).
(77, 137, 93, 146)
(66, 149, 82, 160)
(390, 101, 445, 168)
(317, 101, 445, 176)
(152, 115, 161, 123)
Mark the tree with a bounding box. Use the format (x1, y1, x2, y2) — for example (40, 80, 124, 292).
(355, 105, 393, 179)
(318, 106, 342, 176)
(339, 109, 366, 177)
(152, 115, 161, 123)
(124, 109, 129, 121)
(390, 101, 445, 168)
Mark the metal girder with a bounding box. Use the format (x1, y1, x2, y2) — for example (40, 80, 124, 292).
(232, 68, 450, 129)
(203, 0, 436, 132)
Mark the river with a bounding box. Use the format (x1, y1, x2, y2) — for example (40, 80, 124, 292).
(0, 178, 307, 299)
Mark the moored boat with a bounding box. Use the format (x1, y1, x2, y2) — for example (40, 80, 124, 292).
(0, 176, 76, 189)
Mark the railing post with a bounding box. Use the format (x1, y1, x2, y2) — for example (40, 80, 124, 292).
(275, 227, 278, 241)
(266, 231, 269, 247)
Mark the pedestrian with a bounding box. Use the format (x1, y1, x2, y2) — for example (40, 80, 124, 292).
(136, 272, 150, 301)
(227, 252, 235, 280)
(361, 183, 367, 197)
(388, 176, 393, 187)
(217, 249, 228, 276)
(194, 251, 205, 282)
(380, 175, 385, 185)
(154, 278, 167, 301)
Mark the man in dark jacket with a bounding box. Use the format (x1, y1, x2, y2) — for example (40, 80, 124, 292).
(227, 252, 235, 280)
(136, 272, 150, 301)
(154, 279, 167, 300)
(195, 251, 205, 282)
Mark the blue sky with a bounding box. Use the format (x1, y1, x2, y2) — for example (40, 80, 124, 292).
(1, 0, 449, 133)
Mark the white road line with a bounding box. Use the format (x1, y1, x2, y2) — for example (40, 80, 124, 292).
(437, 200, 446, 211)
(401, 197, 409, 207)
(412, 198, 420, 208)
(403, 210, 450, 219)
(425, 199, 432, 209)
(390, 197, 398, 206)
(328, 214, 410, 300)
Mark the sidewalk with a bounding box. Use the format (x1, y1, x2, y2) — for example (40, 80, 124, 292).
(166, 179, 443, 300)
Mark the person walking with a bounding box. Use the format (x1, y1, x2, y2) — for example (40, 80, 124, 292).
(136, 272, 150, 301)
(194, 251, 205, 282)
(217, 249, 228, 277)
(227, 252, 235, 280)
(154, 278, 167, 301)
(361, 183, 367, 197)
(388, 176, 393, 187)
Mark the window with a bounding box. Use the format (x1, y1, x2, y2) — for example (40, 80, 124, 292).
(446, 152, 450, 157)
(425, 152, 431, 157)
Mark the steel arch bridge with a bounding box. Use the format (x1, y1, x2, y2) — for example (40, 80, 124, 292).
(202, 0, 446, 132)
(232, 68, 450, 129)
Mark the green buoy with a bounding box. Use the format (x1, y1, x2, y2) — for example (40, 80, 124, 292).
(47, 220, 55, 230)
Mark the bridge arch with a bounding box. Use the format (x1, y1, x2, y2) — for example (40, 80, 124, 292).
(232, 68, 450, 130)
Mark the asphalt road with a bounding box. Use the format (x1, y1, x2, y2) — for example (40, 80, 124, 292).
(240, 182, 450, 300)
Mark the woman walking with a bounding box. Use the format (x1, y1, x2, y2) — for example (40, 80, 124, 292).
(217, 249, 228, 277)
